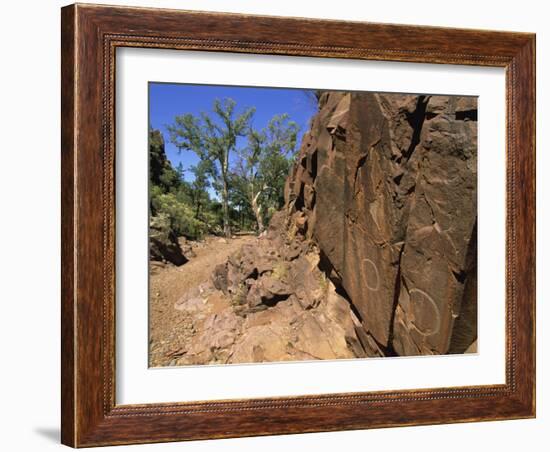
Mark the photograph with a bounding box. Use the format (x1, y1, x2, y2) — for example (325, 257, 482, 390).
(52, 1, 537, 447)
(148, 84, 478, 367)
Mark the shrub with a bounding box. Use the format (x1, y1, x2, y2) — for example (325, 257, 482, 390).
(150, 190, 208, 240)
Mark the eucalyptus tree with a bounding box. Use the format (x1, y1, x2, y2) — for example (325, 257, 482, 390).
(234, 114, 299, 232)
(187, 160, 211, 219)
(168, 98, 255, 237)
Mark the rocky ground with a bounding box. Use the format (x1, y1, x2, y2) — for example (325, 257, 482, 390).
(149, 214, 368, 367)
(149, 234, 255, 366)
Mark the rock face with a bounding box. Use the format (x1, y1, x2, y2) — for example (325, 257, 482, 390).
(284, 92, 478, 356)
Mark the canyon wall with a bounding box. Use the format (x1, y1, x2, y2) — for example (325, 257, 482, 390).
(284, 91, 478, 356)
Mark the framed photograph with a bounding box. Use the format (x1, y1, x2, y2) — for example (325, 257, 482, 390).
(61, 3, 536, 447)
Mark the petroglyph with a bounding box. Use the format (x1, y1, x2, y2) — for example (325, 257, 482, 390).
(408, 288, 441, 337)
(362, 258, 380, 291)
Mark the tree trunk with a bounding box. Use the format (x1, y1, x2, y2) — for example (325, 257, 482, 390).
(220, 149, 232, 238)
(222, 179, 231, 237)
(251, 190, 264, 233)
(220, 152, 231, 238)
(195, 200, 201, 219)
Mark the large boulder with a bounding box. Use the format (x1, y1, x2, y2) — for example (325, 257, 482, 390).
(149, 214, 187, 266)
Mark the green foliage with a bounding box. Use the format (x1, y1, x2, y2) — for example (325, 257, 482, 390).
(149, 128, 217, 241)
(188, 159, 211, 219)
(167, 98, 255, 237)
(232, 114, 300, 231)
(151, 98, 302, 243)
(150, 191, 209, 239)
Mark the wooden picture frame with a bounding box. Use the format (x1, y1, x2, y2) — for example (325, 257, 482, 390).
(61, 3, 536, 447)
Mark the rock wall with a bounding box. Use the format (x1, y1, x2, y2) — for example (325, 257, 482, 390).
(285, 91, 478, 356)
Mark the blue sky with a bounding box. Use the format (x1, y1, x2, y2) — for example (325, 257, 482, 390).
(148, 83, 318, 185)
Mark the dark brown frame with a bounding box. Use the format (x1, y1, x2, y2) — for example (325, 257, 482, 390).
(61, 3, 536, 447)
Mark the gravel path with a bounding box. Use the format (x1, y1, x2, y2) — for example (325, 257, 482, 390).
(149, 235, 257, 367)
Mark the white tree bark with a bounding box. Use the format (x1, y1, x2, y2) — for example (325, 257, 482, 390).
(251, 189, 264, 233)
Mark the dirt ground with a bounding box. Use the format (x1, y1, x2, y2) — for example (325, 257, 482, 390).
(149, 234, 256, 367)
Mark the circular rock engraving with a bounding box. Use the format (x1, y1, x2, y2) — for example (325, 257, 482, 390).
(408, 288, 441, 337)
(362, 258, 380, 291)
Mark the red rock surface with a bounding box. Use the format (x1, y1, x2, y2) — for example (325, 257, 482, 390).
(285, 91, 478, 356)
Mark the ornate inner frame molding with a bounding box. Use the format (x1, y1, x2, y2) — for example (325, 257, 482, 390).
(61, 3, 535, 447)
